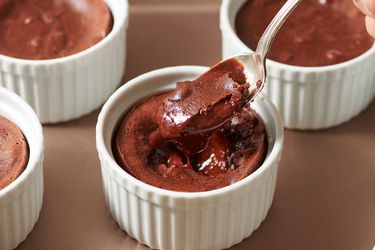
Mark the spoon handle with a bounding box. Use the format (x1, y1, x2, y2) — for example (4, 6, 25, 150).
(255, 0, 302, 60)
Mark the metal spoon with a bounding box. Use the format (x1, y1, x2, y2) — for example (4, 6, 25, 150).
(158, 0, 302, 139)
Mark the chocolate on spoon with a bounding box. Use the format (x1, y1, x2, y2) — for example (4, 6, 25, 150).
(155, 59, 250, 140)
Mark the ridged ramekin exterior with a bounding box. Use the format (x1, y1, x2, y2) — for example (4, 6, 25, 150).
(220, 0, 375, 130)
(96, 66, 284, 250)
(0, 87, 44, 250)
(0, 0, 128, 124)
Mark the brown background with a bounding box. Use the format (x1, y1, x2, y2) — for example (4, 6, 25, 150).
(17, 1, 375, 250)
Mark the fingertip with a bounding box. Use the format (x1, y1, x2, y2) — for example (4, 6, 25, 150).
(365, 15, 375, 38)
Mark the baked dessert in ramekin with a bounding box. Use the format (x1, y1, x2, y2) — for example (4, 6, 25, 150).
(96, 66, 284, 250)
(0, 87, 43, 250)
(0, 0, 128, 123)
(221, 0, 375, 129)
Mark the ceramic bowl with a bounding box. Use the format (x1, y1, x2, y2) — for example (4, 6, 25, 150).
(96, 66, 284, 250)
(0, 87, 44, 250)
(0, 0, 128, 123)
(221, 0, 375, 129)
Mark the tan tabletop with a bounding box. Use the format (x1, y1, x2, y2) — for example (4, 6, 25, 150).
(17, 1, 375, 250)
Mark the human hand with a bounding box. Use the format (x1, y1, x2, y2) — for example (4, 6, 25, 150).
(354, 0, 375, 38)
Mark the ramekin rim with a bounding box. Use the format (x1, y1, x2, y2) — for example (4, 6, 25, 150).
(0, 87, 44, 199)
(96, 65, 284, 200)
(220, 0, 375, 73)
(0, 0, 128, 65)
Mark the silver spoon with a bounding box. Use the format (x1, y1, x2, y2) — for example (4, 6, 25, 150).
(158, 0, 302, 139)
(219, 0, 302, 102)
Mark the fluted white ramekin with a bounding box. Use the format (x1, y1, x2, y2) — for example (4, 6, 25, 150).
(0, 87, 44, 250)
(0, 0, 128, 124)
(221, 0, 375, 129)
(96, 66, 284, 250)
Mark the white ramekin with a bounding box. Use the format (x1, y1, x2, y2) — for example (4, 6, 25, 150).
(96, 66, 284, 250)
(0, 0, 128, 124)
(0, 87, 44, 250)
(221, 0, 375, 130)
